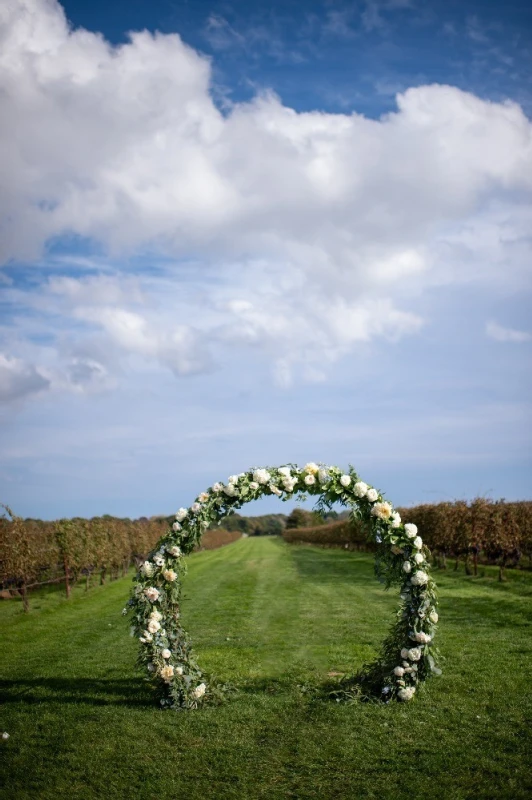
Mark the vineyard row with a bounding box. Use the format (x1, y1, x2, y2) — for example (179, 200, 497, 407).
(0, 506, 239, 611)
(283, 498, 532, 580)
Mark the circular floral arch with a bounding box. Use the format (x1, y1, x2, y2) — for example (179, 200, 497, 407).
(126, 464, 440, 708)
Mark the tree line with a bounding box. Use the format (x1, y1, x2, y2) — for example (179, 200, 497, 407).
(283, 499, 532, 581)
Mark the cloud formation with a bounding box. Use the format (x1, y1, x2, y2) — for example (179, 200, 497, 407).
(486, 321, 531, 343)
(1, 0, 531, 400)
(0, 354, 50, 403)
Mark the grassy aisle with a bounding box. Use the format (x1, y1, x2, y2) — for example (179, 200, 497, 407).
(1, 537, 531, 800)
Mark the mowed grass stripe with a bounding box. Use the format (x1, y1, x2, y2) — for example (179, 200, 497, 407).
(0, 536, 531, 800)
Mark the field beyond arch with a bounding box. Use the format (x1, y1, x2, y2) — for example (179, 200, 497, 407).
(1, 536, 531, 800)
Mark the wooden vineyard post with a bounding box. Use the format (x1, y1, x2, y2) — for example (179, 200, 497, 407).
(63, 553, 71, 598)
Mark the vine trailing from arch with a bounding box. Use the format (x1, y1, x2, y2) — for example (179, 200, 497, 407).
(125, 464, 440, 709)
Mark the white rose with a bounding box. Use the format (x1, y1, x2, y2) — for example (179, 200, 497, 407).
(412, 632, 431, 644)
(340, 474, 351, 487)
(278, 467, 292, 478)
(163, 569, 177, 582)
(366, 488, 379, 502)
(393, 666, 405, 677)
(371, 501, 393, 520)
(140, 561, 154, 578)
(191, 502, 201, 514)
(304, 462, 319, 474)
(160, 665, 174, 682)
(212, 482, 223, 493)
(193, 682, 206, 699)
(228, 475, 239, 484)
(413, 536, 423, 549)
(414, 553, 424, 564)
(249, 481, 259, 491)
(391, 512, 401, 528)
(139, 632, 152, 643)
(407, 647, 422, 661)
(282, 478, 297, 493)
(269, 484, 282, 495)
(391, 545, 404, 555)
(153, 555, 165, 567)
(161, 648, 171, 659)
(404, 523, 417, 538)
(175, 508, 188, 522)
(411, 570, 429, 587)
(398, 687, 416, 701)
(400, 648, 409, 659)
(253, 469, 271, 484)
(402, 561, 412, 573)
(144, 587, 160, 603)
(149, 609, 162, 621)
(223, 484, 237, 497)
(167, 545, 181, 557)
(147, 619, 161, 634)
(175, 666, 184, 675)
(354, 481, 368, 498)
(198, 492, 209, 502)
(318, 468, 329, 484)
(172, 521, 182, 533)
(2, 732, 10, 740)
(429, 610, 439, 624)
(304, 474, 316, 486)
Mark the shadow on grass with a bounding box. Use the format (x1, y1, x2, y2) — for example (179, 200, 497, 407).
(0, 676, 155, 708)
(0, 673, 384, 710)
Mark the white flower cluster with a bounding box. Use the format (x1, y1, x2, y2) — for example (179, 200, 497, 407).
(398, 687, 416, 702)
(371, 501, 393, 521)
(140, 561, 153, 578)
(253, 468, 271, 485)
(144, 587, 160, 603)
(411, 570, 429, 586)
(160, 665, 174, 682)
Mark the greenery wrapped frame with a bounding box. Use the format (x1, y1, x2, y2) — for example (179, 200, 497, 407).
(126, 463, 440, 709)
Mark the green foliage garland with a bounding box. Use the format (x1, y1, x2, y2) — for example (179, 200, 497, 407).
(126, 463, 441, 709)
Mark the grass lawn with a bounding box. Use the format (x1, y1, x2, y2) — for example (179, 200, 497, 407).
(1, 536, 531, 799)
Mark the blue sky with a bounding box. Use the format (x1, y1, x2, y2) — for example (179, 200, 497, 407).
(0, 0, 531, 519)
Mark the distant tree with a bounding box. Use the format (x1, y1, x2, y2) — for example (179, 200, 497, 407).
(285, 508, 324, 529)
(264, 518, 284, 536)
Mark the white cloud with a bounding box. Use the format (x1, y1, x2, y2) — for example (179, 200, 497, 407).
(47, 274, 145, 306)
(2, 0, 531, 267)
(70, 305, 213, 376)
(0, 354, 50, 402)
(0, 0, 531, 399)
(486, 321, 531, 343)
(204, 14, 246, 51)
(361, 0, 414, 32)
